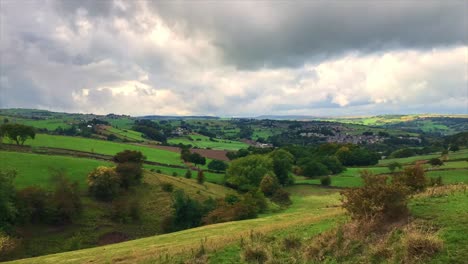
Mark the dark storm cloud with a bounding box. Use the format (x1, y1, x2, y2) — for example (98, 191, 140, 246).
(150, 1, 467, 69)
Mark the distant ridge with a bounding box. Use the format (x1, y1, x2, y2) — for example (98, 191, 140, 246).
(138, 115, 220, 120)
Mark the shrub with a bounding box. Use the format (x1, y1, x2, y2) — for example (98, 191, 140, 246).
(320, 176, 331, 186)
(259, 174, 279, 196)
(16, 186, 50, 224)
(115, 162, 143, 189)
(242, 245, 268, 264)
(88, 167, 121, 201)
(429, 176, 443, 187)
(109, 198, 140, 223)
(428, 158, 443, 167)
(341, 171, 409, 222)
(403, 230, 443, 262)
(283, 235, 302, 251)
(49, 173, 82, 224)
(113, 150, 145, 163)
(388, 161, 402, 173)
(394, 165, 427, 193)
(185, 170, 192, 179)
(172, 172, 178, 177)
(0, 170, 17, 232)
(0, 232, 19, 260)
(271, 188, 292, 206)
(161, 183, 174, 192)
(156, 169, 162, 173)
(197, 170, 205, 184)
(207, 160, 228, 172)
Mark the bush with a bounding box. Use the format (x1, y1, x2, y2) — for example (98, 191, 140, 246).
(320, 176, 331, 186)
(428, 158, 443, 167)
(16, 186, 50, 224)
(171, 172, 178, 177)
(242, 245, 268, 264)
(49, 173, 82, 224)
(0, 170, 17, 232)
(207, 160, 228, 172)
(87, 167, 121, 201)
(271, 188, 292, 206)
(113, 150, 145, 163)
(161, 183, 174, 192)
(115, 162, 143, 189)
(259, 174, 279, 196)
(197, 170, 205, 184)
(341, 171, 409, 222)
(185, 170, 192, 179)
(156, 169, 162, 173)
(394, 165, 427, 193)
(0, 232, 19, 260)
(109, 198, 140, 223)
(403, 230, 443, 262)
(429, 176, 443, 186)
(301, 160, 329, 178)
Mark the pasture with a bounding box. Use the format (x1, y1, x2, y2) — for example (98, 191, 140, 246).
(0, 151, 111, 189)
(168, 134, 248, 150)
(20, 134, 184, 166)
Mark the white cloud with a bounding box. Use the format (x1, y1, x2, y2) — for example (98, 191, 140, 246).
(0, 1, 466, 116)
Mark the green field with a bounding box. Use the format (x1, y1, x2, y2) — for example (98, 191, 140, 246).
(104, 117, 135, 130)
(143, 164, 225, 184)
(426, 169, 468, 184)
(0, 151, 111, 189)
(379, 148, 468, 166)
(295, 167, 388, 187)
(168, 134, 248, 150)
(106, 127, 145, 141)
(410, 189, 468, 263)
(16, 134, 184, 166)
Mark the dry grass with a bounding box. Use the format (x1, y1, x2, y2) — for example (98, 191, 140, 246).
(414, 183, 467, 199)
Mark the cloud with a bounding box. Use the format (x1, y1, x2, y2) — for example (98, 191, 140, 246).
(0, 1, 466, 116)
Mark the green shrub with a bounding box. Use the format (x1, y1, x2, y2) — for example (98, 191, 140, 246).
(341, 171, 409, 222)
(197, 170, 205, 184)
(87, 167, 121, 201)
(320, 176, 331, 186)
(185, 170, 192, 179)
(161, 183, 174, 192)
(259, 174, 279, 196)
(242, 245, 268, 264)
(394, 165, 427, 193)
(0, 170, 17, 232)
(271, 188, 292, 206)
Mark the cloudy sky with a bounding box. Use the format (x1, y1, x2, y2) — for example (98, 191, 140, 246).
(0, 1, 467, 116)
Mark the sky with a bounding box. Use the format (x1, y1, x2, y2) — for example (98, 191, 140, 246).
(0, 0, 467, 117)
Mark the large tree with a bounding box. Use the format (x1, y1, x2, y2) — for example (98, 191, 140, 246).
(0, 124, 36, 145)
(268, 149, 294, 185)
(225, 155, 274, 191)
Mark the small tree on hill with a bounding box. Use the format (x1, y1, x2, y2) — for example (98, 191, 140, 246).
(428, 158, 443, 167)
(113, 150, 145, 189)
(197, 170, 205, 184)
(87, 167, 121, 201)
(388, 161, 402, 173)
(185, 170, 192, 179)
(259, 174, 279, 196)
(0, 124, 35, 145)
(207, 160, 228, 172)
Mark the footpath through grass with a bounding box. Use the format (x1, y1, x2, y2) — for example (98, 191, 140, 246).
(20, 134, 183, 166)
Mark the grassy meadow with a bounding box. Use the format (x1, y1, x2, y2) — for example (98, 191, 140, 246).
(168, 134, 248, 150)
(0, 151, 111, 189)
(17, 134, 184, 166)
(8, 185, 343, 264)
